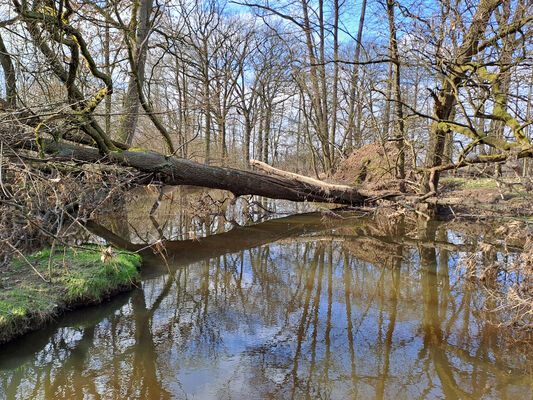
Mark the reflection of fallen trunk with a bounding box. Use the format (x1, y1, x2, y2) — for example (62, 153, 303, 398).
(87, 212, 523, 270)
(86, 213, 357, 266)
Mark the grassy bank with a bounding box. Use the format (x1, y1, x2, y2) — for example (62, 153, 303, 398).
(0, 247, 141, 344)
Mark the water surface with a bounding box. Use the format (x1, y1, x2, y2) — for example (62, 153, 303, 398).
(0, 191, 531, 399)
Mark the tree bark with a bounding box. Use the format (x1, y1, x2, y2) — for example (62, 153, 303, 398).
(117, 0, 154, 145)
(423, 0, 502, 193)
(33, 139, 376, 205)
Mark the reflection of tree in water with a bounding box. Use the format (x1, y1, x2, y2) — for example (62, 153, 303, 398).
(1, 215, 532, 399)
(94, 187, 318, 246)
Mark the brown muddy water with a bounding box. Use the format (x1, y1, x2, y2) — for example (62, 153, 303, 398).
(0, 188, 532, 399)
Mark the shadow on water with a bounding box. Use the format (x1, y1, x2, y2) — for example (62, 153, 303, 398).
(0, 191, 532, 399)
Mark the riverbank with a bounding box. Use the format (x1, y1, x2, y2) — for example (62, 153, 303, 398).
(0, 247, 141, 344)
(435, 176, 532, 218)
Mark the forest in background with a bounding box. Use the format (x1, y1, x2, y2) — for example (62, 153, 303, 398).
(0, 0, 531, 177)
(0, 0, 532, 259)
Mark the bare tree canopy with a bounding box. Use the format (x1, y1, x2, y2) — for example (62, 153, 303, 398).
(0, 0, 532, 212)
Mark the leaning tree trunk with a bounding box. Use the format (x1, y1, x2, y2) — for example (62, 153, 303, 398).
(422, 0, 501, 193)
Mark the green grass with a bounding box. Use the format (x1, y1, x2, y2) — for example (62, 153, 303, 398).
(440, 177, 499, 189)
(0, 247, 141, 344)
(509, 215, 533, 222)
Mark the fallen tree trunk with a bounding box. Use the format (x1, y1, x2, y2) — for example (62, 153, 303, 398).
(250, 159, 355, 192)
(26, 140, 377, 205)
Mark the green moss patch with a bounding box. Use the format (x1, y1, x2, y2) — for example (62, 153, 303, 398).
(0, 247, 141, 344)
(440, 177, 499, 190)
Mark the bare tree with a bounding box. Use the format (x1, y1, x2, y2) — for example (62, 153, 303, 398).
(117, 0, 156, 145)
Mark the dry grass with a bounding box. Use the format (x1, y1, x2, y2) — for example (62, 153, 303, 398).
(460, 220, 533, 333)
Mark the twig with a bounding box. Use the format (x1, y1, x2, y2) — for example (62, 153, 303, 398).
(399, 202, 430, 220)
(448, 205, 456, 218)
(5, 242, 50, 283)
(0, 140, 12, 198)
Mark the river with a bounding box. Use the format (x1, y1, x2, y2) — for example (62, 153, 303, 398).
(0, 188, 531, 399)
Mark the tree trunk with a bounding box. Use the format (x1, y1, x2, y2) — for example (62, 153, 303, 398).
(423, 0, 501, 193)
(117, 0, 154, 145)
(489, 0, 520, 176)
(329, 0, 339, 160)
(34, 139, 382, 205)
(203, 73, 212, 165)
(386, 0, 406, 187)
(525, 66, 533, 176)
(300, 0, 332, 174)
(0, 33, 16, 108)
(345, 0, 367, 148)
(263, 104, 271, 163)
(104, 8, 111, 137)
(382, 63, 393, 139)
(244, 112, 252, 167)
(257, 102, 263, 161)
